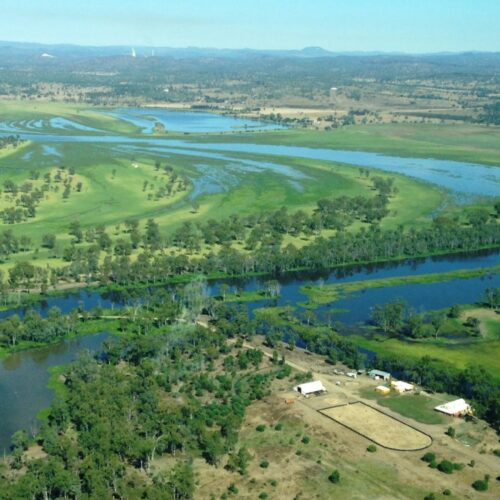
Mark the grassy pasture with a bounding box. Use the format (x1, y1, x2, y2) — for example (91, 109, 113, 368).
(197, 123, 500, 166)
(0, 129, 444, 274)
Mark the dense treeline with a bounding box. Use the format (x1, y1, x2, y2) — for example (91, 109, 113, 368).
(64, 220, 500, 284)
(0, 307, 79, 347)
(6, 209, 499, 291)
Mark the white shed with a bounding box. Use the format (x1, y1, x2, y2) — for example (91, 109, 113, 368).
(391, 381, 414, 393)
(434, 399, 472, 417)
(294, 380, 326, 396)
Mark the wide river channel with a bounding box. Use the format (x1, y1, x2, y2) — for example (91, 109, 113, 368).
(0, 108, 498, 450)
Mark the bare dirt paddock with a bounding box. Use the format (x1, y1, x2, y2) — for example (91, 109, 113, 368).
(320, 402, 432, 451)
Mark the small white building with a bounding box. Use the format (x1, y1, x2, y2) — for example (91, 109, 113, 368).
(368, 369, 391, 381)
(434, 399, 472, 417)
(391, 381, 414, 393)
(294, 380, 327, 396)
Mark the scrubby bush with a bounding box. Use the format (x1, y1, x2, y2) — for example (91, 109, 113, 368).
(260, 459, 269, 469)
(443, 489, 451, 496)
(445, 426, 456, 438)
(437, 460, 454, 474)
(256, 424, 266, 432)
(421, 452, 436, 463)
(302, 436, 310, 444)
(274, 423, 283, 431)
(367, 444, 377, 453)
(472, 478, 489, 492)
(328, 470, 340, 484)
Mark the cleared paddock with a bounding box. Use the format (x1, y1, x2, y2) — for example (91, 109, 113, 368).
(319, 402, 432, 451)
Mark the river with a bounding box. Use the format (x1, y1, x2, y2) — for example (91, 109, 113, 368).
(0, 108, 498, 451)
(0, 332, 109, 452)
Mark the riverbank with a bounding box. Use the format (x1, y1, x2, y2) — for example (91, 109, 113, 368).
(0, 317, 120, 360)
(4, 245, 498, 316)
(299, 263, 500, 308)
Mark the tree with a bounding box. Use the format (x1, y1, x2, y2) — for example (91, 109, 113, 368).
(483, 287, 499, 309)
(437, 460, 454, 474)
(166, 461, 195, 499)
(226, 447, 252, 475)
(328, 470, 340, 484)
(145, 218, 161, 248)
(68, 220, 83, 243)
(472, 476, 489, 492)
(371, 299, 406, 334)
(429, 312, 446, 340)
(42, 233, 56, 249)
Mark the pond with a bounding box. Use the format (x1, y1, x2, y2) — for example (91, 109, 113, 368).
(0, 332, 109, 452)
(106, 108, 285, 134)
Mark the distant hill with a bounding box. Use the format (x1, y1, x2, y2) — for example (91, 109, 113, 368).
(0, 40, 497, 62)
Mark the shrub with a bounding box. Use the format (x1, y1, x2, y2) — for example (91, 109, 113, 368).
(328, 470, 340, 484)
(472, 479, 489, 492)
(258, 493, 268, 500)
(493, 449, 500, 457)
(424, 494, 435, 500)
(437, 460, 454, 474)
(453, 462, 464, 471)
(302, 436, 310, 444)
(445, 426, 456, 438)
(443, 489, 451, 496)
(260, 459, 269, 469)
(256, 424, 266, 432)
(448, 305, 461, 318)
(270, 480, 278, 487)
(228, 484, 238, 495)
(367, 444, 377, 453)
(274, 423, 283, 431)
(421, 452, 436, 463)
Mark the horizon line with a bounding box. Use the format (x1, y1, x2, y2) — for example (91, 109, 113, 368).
(0, 39, 499, 56)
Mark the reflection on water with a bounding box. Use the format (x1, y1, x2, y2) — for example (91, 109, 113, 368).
(0, 332, 109, 452)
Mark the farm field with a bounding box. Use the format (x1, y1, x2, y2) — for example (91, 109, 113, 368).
(319, 402, 432, 450)
(191, 338, 500, 499)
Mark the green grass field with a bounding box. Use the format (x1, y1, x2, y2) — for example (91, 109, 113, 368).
(359, 388, 447, 425)
(0, 103, 449, 275)
(0, 101, 497, 279)
(353, 334, 500, 381)
(198, 123, 500, 166)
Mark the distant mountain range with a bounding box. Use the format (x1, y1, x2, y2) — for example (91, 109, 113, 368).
(0, 41, 496, 60)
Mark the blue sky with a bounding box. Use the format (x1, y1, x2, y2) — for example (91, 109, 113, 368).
(3, 0, 499, 52)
